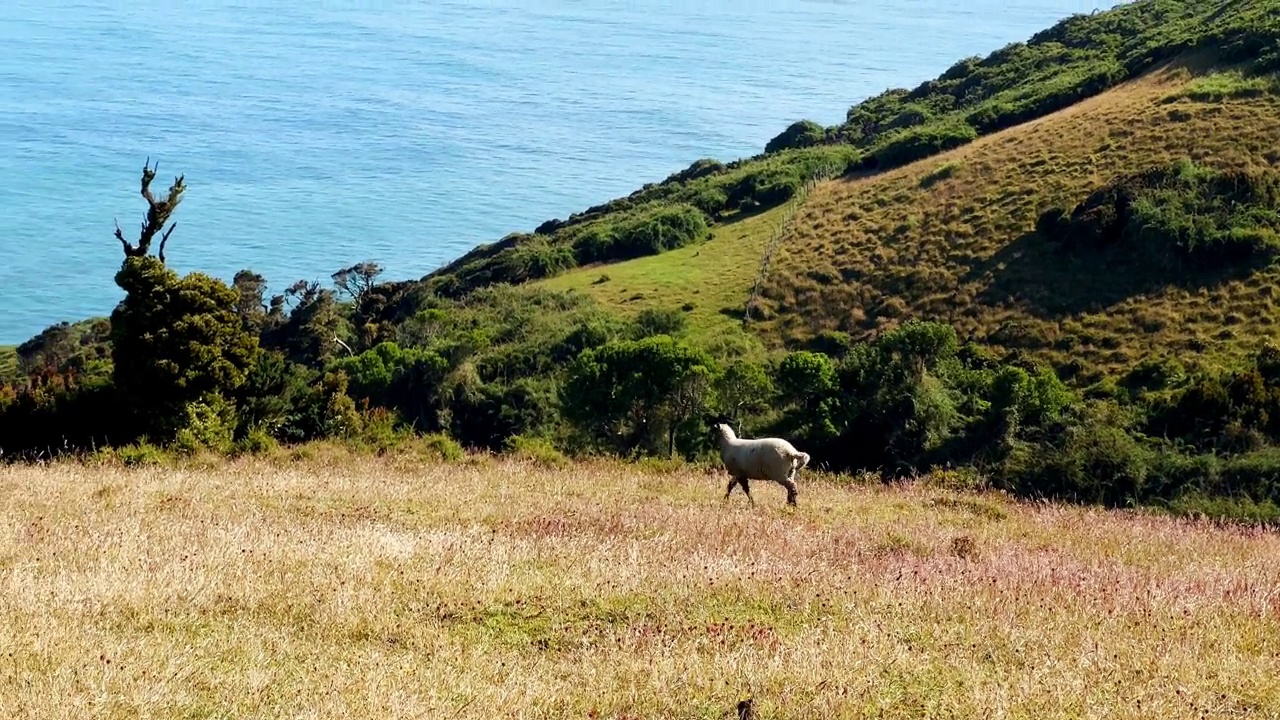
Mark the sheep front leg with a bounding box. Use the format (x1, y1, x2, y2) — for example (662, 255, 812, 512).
(778, 475, 798, 506)
(725, 475, 752, 503)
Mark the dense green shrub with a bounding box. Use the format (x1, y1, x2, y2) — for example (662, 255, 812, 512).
(110, 256, 260, 443)
(967, 63, 1125, 133)
(631, 307, 689, 339)
(866, 121, 978, 171)
(331, 341, 452, 431)
(571, 203, 710, 264)
(0, 373, 125, 456)
(495, 236, 578, 283)
(1039, 160, 1280, 270)
(997, 402, 1151, 506)
(765, 120, 827, 154)
(562, 334, 718, 457)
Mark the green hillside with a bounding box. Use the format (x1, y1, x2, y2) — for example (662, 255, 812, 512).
(6, 0, 1280, 525)
(757, 52, 1280, 379)
(424, 0, 1280, 307)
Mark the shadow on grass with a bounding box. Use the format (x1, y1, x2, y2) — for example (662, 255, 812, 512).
(962, 230, 1273, 317)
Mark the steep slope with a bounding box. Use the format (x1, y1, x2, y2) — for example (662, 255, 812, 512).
(535, 196, 801, 348)
(749, 52, 1280, 380)
(418, 0, 1279, 309)
(0, 347, 16, 385)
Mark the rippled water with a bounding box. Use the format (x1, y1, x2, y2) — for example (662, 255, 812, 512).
(0, 0, 1117, 343)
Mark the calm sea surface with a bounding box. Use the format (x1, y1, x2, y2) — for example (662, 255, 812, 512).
(0, 0, 1119, 343)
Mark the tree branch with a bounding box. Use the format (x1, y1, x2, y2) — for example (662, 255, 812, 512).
(113, 157, 186, 263)
(157, 223, 177, 264)
(113, 218, 137, 256)
(333, 333, 355, 357)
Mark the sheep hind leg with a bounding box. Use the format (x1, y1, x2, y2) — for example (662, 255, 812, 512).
(741, 478, 754, 504)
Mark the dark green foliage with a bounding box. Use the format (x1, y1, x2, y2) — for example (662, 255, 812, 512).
(864, 121, 978, 171)
(14, 318, 112, 380)
(232, 270, 272, 334)
(261, 280, 350, 366)
(234, 349, 340, 441)
(446, 377, 560, 451)
(571, 203, 710, 265)
(110, 256, 259, 442)
(1040, 160, 1280, 271)
(998, 402, 1151, 506)
(765, 120, 827, 154)
(632, 307, 689, 339)
(0, 373, 126, 456)
(664, 158, 728, 184)
(963, 62, 1124, 134)
(713, 360, 774, 433)
(724, 167, 805, 210)
(331, 341, 452, 431)
(774, 351, 836, 418)
(804, 330, 854, 359)
(767, 321, 1076, 479)
(1145, 343, 1280, 455)
(421, 146, 857, 298)
(561, 334, 717, 457)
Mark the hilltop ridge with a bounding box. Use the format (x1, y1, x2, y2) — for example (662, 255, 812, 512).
(421, 0, 1280, 313)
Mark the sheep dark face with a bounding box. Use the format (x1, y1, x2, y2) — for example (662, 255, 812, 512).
(705, 419, 725, 442)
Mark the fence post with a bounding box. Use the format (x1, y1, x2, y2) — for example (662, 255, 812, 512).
(742, 171, 833, 327)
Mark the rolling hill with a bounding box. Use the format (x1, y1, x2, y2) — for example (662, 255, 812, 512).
(755, 52, 1280, 380)
(523, 4, 1280, 383)
(8, 0, 1280, 517)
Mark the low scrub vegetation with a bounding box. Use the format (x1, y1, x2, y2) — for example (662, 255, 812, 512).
(1038, 159, 1280, 271)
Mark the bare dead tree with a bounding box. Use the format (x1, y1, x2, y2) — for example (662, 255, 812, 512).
(113, 157, 186, 263)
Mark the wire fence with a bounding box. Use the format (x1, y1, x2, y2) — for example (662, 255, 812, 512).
(741, 170, 837, 327)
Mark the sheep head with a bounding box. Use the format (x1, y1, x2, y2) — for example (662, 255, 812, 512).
(711, 423, 737, 443)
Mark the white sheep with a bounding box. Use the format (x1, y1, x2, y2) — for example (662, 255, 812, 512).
(710, 423, 811, 506)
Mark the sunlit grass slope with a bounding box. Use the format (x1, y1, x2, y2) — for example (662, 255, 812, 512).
(537, 202, 792, 342)
(2, 451, 1278, 718)
(0, 347, 16, 384)
(758, 54, 1280, 378)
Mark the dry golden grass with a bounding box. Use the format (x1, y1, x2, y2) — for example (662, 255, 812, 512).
(759, 54, 1280, 377)
(3, 451, 1280, 718)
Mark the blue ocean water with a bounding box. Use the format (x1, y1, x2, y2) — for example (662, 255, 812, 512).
(0, 0, 1119, 344)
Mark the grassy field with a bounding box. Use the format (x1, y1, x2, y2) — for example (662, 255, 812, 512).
(537, 202, 794, 345)
(2, 450, 1278, 718)
(744, 55, 1280, 376)
(0, 346, 17, 384)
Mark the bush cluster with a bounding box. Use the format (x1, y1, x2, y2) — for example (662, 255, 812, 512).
(1038, 160, 1280, 271)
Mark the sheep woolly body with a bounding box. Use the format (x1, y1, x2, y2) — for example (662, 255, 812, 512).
(712, 423, 810, 506)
